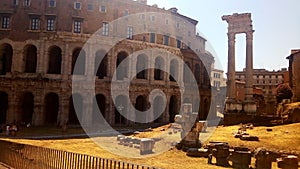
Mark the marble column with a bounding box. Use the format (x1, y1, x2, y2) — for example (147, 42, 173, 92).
(245, 31, 254, 101)
(226, 32, 236, 100)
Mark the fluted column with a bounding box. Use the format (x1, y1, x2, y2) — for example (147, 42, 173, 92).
(245, 31, 254, 101)
(226, 32, 236, 100)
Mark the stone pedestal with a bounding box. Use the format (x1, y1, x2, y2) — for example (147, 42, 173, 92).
(211, 143, 230, 167)
(140, 138, 155, 155)
(230, 150, 252, 169)
(277, 155, 298, 169)
(254, 148, 272, 169)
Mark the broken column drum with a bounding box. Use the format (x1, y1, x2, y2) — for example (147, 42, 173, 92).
(211, 143, 230, 167)
(254, 148, 272, 169)
(229, 147, 252, 169)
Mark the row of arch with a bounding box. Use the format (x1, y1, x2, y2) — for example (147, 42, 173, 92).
(0, 91, 185, 126)
(0, 43, 209, 84)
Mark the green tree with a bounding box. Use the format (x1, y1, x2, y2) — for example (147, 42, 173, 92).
(276, 83, 293, 103)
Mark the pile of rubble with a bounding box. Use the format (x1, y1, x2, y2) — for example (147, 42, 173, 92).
(117, 135, 155, 155)
(183, 142, 299, 169)
(233, 123, 259, 141)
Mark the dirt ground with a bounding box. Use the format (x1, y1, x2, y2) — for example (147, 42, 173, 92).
(1, 123, 300, 169)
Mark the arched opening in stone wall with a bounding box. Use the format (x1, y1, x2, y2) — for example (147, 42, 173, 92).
(169, 95, 178, 123)
(116, 51, 128, 80)
(44, 93, 59, 125)
(183, 62, 191, 83)
(154, 57, 164, 80)
(169, 59, 178, 82)
(71, 48, 86, 75)
(136, 54, 147, 79)
(92, 94, 106, 125)
(21, 92, 34, 124)
(0, 92, 8, 124)
(135, 95, 147, 123)
(69, 93, 83, 125)
(193, 98, 200, 118)
(204, 68, 210, 86)
(153, 96, 164, 123)
(95, 50, 108, 79)
(24, 44, 37, 73)
(195, 63, 201, 84)
(202, 98, 210, 120)
(0, 43, 13, 75)
(114, 95, 127, 125)
(47, 46, 62, 74)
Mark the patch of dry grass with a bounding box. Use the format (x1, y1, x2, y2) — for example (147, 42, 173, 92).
(1, 123, 300, 169)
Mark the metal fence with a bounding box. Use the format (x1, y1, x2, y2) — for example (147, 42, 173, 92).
(0, 140, 161, 169)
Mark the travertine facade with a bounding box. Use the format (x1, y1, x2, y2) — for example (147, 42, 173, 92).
(0, 0, 213, 126)
(287, 49, 300, 102)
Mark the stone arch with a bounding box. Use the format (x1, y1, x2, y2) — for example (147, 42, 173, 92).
(92, 94, 106, 124)
(21, 92, 34, 124)
(169, 95, 178, 123)
(69, 93, 83, 125)
(153, 96, 165, 123)
(24, 44, 37, 73)
(47, 45, 62, 74)
(114, 95, 128, 125)
(135, 95, 148, 123)
(0, 92, 8, 124)
(154, 56, 164, 80)
(183, 62, 191, 83)
(136, 54, 148, 79)
(95, 50, 108, 79)
(169, 59, 178, 82)
(44, 92, 59, 125)
(71, 47, 86, 75)
(195, 63, 201, 84)
(116, 51, 128, 80)
(0, 43, 13, 75)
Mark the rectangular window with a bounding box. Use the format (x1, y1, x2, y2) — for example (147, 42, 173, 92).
(100, 5, 106, 12)
(24, 0, 30, 6)
(49, 0, 56, 7)
(13, 0, 19, 6)
(2, 16, 10, 29)
(163, 35, 169, 46)
(176, 39, 181, 48)
(188, 31, 191, 36)
(31, 18, 40, 30)
(176, 22, 180, 29)
(151, 15, 155, 21)
(87, 4, 93, 11)
(74, 20, 81, 33)
(47, 18, 55, 31)
(74, 2, 81, 10)
(165, 19, 169, 25)
(150, 33, 155, 43)
(102, 22, 109, 36)
(127, 26, 133, 39)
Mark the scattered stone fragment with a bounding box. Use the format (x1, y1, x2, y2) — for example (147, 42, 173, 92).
(186, 148, 209, 157)
(240, 135, 259, 141)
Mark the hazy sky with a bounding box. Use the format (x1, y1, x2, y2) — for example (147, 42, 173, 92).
(147, 0, 300, 72)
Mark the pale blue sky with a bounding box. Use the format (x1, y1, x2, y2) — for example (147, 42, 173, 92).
(148, 0, 300, 72)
